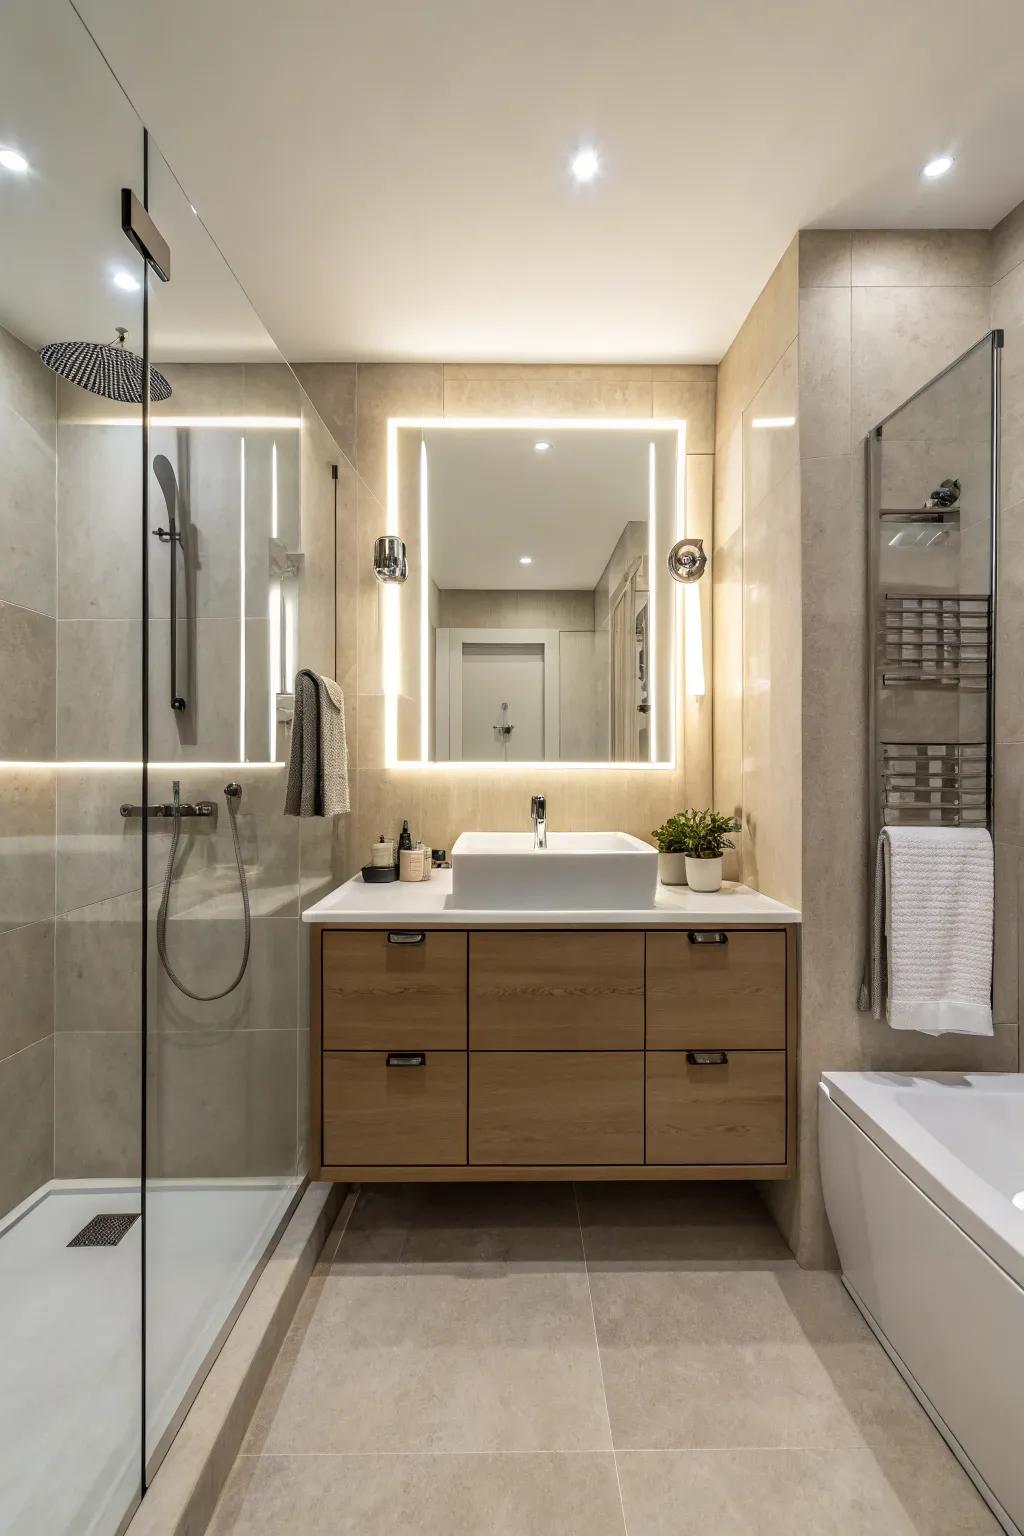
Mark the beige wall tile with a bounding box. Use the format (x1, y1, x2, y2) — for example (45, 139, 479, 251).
(0, 919, 53, 1061)
(851, 229, 991, 288)
(442, 363, 653, 383)
(652, 381, 716, 452)
(147, 1027, 297, 1178)
(54, 1030, 139, 1178)
(991, 195, 1024, 284)
(0, 602, 55, 760)
(798, 288, 851, 460)
(0, 767, 55, 935)
(356, 363, 443, 501)
(442, 377, 652, 420)
(799, 230, 852, 288)
(292, 363, 357, 463)
(0, 1036, 52, 1218)
(0, 349, 56, 615)
(850, 284, 993, 442)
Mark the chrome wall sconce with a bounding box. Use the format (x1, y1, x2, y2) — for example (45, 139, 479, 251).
(373, 534, 408, 584)
(667, 536, 707, 583)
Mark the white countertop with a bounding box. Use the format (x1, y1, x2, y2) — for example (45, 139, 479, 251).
(302, 870, 800, 925)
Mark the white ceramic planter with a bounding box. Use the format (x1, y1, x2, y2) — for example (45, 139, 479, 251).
(657, 851, 688, 886)
(684, 855, 723, 893)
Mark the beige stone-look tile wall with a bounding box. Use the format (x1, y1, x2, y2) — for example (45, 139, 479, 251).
(712, 238, 801, 902)
(27, 362, 348, 1189)
(300, 363, 716, 864)
(0, 326, 57, 1219)
(774, 227, 1016, 1267)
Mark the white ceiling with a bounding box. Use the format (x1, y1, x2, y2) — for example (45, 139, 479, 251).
(425, 427, 666, 589)
(17, 1, 1024, 364)
(0, 0, 282, 362)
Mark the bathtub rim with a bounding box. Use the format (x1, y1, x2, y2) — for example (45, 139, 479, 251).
(821, 1071, 1024, 1294)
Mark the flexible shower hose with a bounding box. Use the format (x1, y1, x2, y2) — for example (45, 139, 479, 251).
(156, 783, 252, 1001)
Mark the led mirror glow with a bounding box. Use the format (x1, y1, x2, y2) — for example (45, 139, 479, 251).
(387, 417, 686, 770)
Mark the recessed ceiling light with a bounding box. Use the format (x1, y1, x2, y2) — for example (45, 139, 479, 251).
(570, 146, 600, 183)
(534, 441, 551, 453)
(751, 416, 796, 429)
(1014, 1191, 1024, 1211)
(519, 555, 533, 565)
(113, 270, 140, 292)
(922, 154, 954, 179)
(0, 147, 29, 174)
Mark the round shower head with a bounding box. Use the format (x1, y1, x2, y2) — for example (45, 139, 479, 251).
(37, 329, 171, 405)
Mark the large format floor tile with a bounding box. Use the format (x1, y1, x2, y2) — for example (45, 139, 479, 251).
(616, 1447, 999, 1536)
(210, 1451, 627, 1536)
(590, 1268, 863, 1450)
(250, 1184, 607, 1455)
(209, 1183, 1002, 1536)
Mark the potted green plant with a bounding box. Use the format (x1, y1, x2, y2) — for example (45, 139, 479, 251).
(650, 812, 691, 886)
(679, 807, 736, 893)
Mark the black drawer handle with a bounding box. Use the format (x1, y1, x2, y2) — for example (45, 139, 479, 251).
(387, 930, 425, 945)
(386, 1052, 426, 1068)
(688, 930, 728, 945)
(686, 1050, 729, 1066)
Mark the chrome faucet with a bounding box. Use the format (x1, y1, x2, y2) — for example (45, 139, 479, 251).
(531, 794, 548, 850)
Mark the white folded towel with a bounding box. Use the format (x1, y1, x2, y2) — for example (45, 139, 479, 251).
(869, 825, 993, 1036)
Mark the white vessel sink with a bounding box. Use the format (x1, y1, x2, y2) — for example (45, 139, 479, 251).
(450, 830, 658, 911)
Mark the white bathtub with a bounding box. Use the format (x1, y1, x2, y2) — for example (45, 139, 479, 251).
(819, 1072, 1024, 1536)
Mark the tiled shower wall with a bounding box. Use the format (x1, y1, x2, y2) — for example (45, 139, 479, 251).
(0, 345, 347, 1215)
(297, 362, 717, 866)
(0, 326, 57, 1218)
(52, 365, 346, 1184)
(715, 220, 1024, 1266)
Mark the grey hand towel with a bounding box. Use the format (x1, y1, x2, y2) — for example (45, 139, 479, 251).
(284, 669, 350, 818)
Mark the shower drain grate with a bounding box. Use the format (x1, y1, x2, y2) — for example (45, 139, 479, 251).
(67, 1213, 140, 1248)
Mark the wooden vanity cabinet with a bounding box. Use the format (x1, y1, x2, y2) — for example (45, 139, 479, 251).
(311, 924, 797, 1181)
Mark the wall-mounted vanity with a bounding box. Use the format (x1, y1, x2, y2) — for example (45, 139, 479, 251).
(305, 852, 799, 1182)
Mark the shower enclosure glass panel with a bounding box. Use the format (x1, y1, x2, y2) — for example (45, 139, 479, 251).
(0, 1, 145, 1531)
(867, 332, 1000, 842)
(143, 141, 335, 1475)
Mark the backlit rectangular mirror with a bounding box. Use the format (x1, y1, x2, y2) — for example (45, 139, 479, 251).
(387, 419, 685, 766)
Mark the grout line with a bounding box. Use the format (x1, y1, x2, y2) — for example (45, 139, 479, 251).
(238, 1447, 630, 1459)
(573, 1180, 630, 1536)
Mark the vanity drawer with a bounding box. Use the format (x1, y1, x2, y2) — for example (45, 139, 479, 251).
(646, 929, 787, 1049)
(469, 932, 644, 1049)
(646, 1050, 786, 1165)
(322, 1050, 467, 1166)
(322, 930, 467, 1050)
(470, 1051, 644, 1165)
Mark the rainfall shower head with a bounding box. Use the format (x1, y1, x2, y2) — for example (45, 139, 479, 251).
(38, 327, 171, 404)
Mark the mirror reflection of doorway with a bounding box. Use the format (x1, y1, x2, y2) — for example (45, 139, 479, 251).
(435, 627, 561, 761)
(461, 642, 545, 760)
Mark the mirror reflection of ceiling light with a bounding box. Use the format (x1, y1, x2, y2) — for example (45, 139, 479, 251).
(519, 555, 533, 565)
(570, 146, 600, 183)
(0, 147, 29, 173)
(923, 154, 954, 179)
(534, 441, 551, 452)
(751, 416, 796, 429)
(113, 270, 140, 292)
